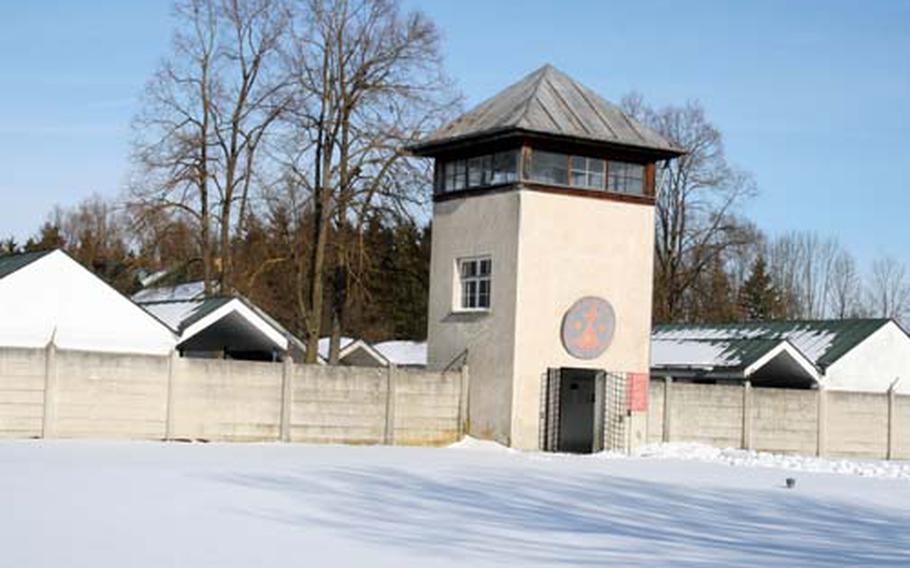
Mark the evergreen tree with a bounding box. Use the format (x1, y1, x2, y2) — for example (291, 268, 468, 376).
(0, 237, 19, 255)
(24, 222, 64, 252)
(697, 258, 740, 323)
(738, 255, 781, 321)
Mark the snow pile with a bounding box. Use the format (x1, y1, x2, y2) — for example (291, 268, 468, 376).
(448, 436, 514, 453)
(635, 442, 910, 479)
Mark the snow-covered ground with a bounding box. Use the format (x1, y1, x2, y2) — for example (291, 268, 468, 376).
(2, 440, 908, 567)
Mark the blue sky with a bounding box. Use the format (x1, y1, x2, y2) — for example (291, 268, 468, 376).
(1, 0, 908, 266)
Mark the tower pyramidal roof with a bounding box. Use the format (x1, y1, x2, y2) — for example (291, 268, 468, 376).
(410, 64, 683, 157)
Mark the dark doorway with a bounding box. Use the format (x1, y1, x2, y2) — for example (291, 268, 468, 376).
(541, 367, 605, 453)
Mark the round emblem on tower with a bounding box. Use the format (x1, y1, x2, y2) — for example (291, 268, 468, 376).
(561, 297, 616, 359)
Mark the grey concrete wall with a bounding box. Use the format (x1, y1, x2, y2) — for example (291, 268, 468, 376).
(671, 383, 744, 448)
(290, 364, 388, 445)
(0, 347, 46, 438)
(288, 364, 462, 446)
(896, 395, 910, 460)
(646, 380, 665, 444)
(0, 347, 463, 446)
(647, 379, 910, 460)
(752, 388, 818, 455)
(826, 391, 889, 459)
(393, 367, 461, 446)
(171, 358, 283, 442)
(54, 350, 169, 439)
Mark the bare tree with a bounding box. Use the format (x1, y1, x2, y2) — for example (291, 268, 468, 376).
(29, 195, 137, 291)
(131, 0, 293, 294)
(283, 0, 456, 363)
(622, 95, 757, 322)
(867, 257, 910, 324)
(828, 249, 863, 318)
(765, 231, 851, 319)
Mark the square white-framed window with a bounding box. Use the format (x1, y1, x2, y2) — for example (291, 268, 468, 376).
(456, 256, 492, 311)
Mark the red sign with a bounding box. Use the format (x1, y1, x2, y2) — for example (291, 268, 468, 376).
(626, 373, 649, 412)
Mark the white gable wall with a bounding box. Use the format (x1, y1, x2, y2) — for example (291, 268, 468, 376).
(825, 321, 910, 394)
(0, 251, 176, 355)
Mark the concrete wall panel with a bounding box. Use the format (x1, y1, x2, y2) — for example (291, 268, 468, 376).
(895, 395, 910, 460)
(290, 364, 387, 445)
(0, 348, 46, 438)
(752, 388, 818, 455)
(171, 358, 283, 442)
(827, 391, 889, 458)
(394, 368, 461, 446)
(671, 383, 743, 448)
(647, 380, 665, 444)
(54, 350, 169, 439)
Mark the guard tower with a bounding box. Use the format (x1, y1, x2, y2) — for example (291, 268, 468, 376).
(408, 65, 683, 451)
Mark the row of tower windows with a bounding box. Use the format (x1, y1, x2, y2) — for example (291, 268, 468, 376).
(442, 151, 519, 191)
(437, 149, 646, 196)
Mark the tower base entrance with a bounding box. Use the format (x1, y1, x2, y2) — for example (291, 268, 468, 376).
(540, 368, 628, 453)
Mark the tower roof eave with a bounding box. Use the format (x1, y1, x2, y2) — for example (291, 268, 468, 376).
(406, 126, 685, 160)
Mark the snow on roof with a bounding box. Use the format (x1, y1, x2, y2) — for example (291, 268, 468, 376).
(139, 296, 290, 353)
(374, 341, 427, 367)
(0, 249, 175, 355)
(650, 339, 740, 370)
(132, 281, 206, 304)
(652, 320, 889, 370)
(139, 298, 232, 333)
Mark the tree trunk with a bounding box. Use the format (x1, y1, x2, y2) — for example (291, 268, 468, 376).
(304, 123, 334, 364)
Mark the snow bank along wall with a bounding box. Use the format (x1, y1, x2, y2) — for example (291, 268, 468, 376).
(647, 379, 910, 459)
(0, 345, 465, 446)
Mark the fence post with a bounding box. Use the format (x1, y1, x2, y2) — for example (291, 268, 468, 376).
(164, 350, 178, 440)
(384, 364, 397, 445)
(458, 364, 470, 439)
(817, 387, 828, 457)
(42, 338, 58, 439)
(742, 380, 753, 451)
(887, 378, 900, 460)
(280, 356, 293, 443)
(662, 376, 673, 443)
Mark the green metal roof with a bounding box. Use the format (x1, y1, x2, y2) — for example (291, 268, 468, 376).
(652, 319, 892, 370)
(178, 297, 234, 332)
(714, 338, 784, 369)
(0, 249, 54, 280)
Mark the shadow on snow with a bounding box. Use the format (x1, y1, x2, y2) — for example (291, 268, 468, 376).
(209, 463, 910, 566)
